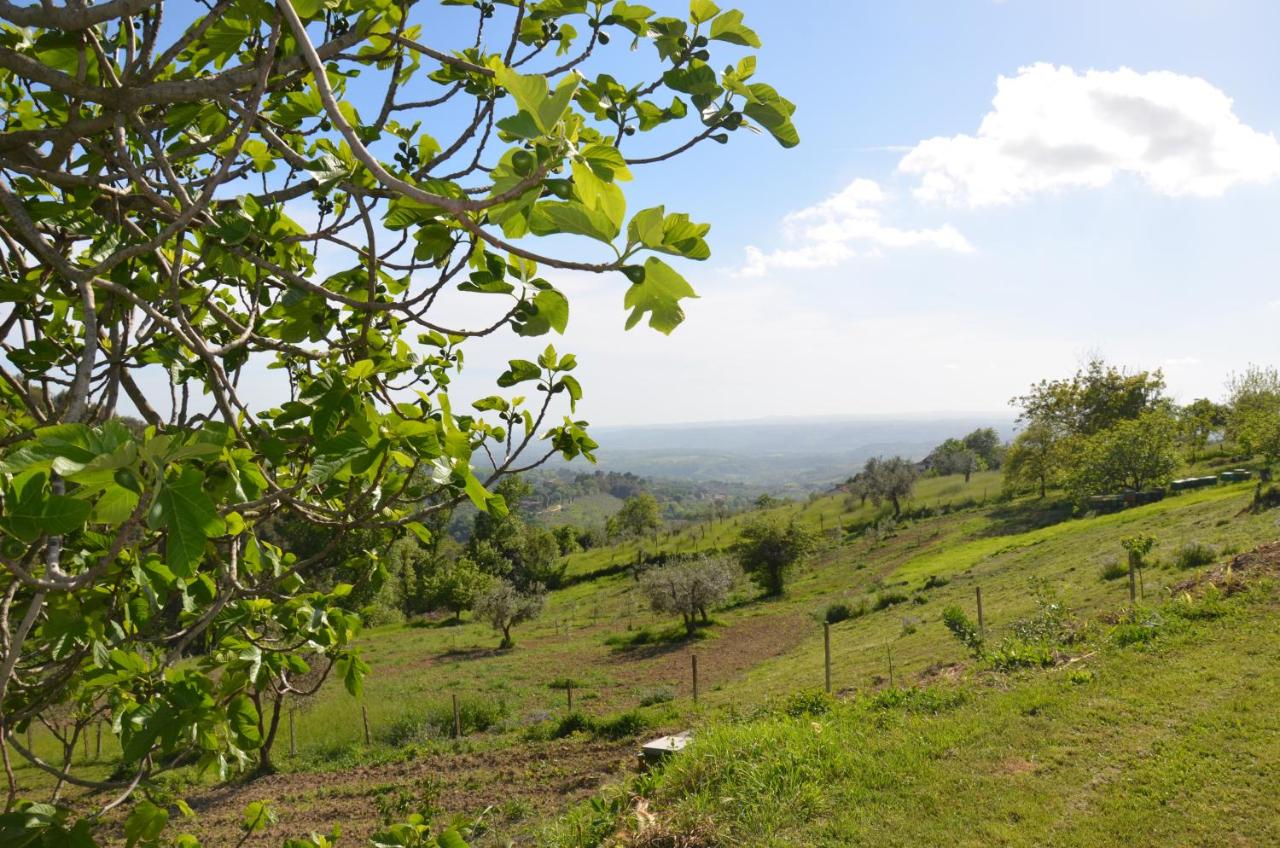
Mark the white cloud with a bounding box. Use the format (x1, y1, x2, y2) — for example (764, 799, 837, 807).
(736, 178, 973, 276)
(899, 63, 1280, 207)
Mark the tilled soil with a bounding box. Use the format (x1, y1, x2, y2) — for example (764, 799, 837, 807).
(180, 610, 812, 844)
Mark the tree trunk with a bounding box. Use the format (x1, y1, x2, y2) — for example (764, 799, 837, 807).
(891, 494, 901, 517)
(1038, 476, 1046, 499)
(683, 614, 695, 636)
(258, 691, 284, 775)
(500, 624, 512, 649)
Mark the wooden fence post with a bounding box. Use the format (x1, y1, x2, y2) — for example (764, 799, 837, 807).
(1128, 554, 1137, 604)
(691, 654, 699, 705)
(823, 623, 832, 693)
(566, 684, 574, 713)
(452, 694, 461, 739)
(886, 645, 895, 689)
(361, 704, 371, 746)
(976, 586, 985, 638)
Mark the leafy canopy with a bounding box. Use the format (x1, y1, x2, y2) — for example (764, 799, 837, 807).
(0, 0, 794, 844)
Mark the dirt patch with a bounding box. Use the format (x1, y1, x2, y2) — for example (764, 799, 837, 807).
(608, 611, 812, 694)
(996, 756, 1038, 775)
(1173, 540, 1280, 596)
(182, 738, 634, 846)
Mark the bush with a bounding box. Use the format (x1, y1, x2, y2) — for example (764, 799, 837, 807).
(869, 686, 965, 714)
(1111, 610, 1166, 646)
(941, 605, 984, 657)
(637, 687, 675, 707)
(987, 639, 1056, 670)
(872, 590, 909, 611)
(781, 690, 835, 718)
(1173, 541, 1217, 570)
(922, 574, 950, 590)
(1098, 558, 1128, 581)
(1167, 586, 1229, 621)
(524, 706, 668, 742)
(381, 696, 508, 745)
(823, 600, 865, 624)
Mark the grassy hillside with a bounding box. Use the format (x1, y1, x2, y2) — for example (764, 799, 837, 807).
(15, 470, 1278, 845)
(549, 554, 1280, 846)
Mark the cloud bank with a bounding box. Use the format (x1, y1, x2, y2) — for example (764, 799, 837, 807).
(737, 178, 973, 277)
(898, 63, 1280, 206)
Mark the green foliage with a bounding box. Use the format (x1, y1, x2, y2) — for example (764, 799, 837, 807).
(610, 492, 664, 539)
(0, 2, 794, 843)
(941, 605, 984, 657)
(1227, 366, 1280, 464)
(1173, 541, 1218, 570)
(873, 590, 909, 611)
(1099, 558, 1130, 581)
(780, 690, 837, 718)
(823, 600, 866, 624)
(735, 519, 815, 596)
(860, 456, 920, 517)
(381, 696, 507, 745)
(473, 579, 545, 648)
(1067, 409, 1180, 501)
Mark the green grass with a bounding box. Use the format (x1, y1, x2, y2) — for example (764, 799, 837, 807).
(545, 580, 1280, 846)
(10, 468, 1277, 847)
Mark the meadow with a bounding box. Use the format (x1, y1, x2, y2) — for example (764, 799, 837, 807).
(14, 466, 1279, 845)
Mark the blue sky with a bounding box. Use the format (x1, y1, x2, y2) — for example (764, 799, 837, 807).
(464, 0, 1280, 427)
(131, 1, 1280, 428)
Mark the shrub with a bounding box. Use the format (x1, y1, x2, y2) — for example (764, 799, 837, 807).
(1010, 579, 1076, 645)
(1111, 610, 1166, 646)
(922, 574, 950, 590)
(637, 687, 675, 707)
(781, 690, 836, 718)
(987, 639, 1056, 670)
(381, 696, 508, 745)
(869, 686, 966, 714)
(873, 590, 909, 611)
(1173, 541, 1217, 570)
(823, 601, 865, 624)
(941, 605, 984, 657)
(1167, 586, 1228, 621)
(591, 709, 653, 740)
(1098, 558, 1128, 581)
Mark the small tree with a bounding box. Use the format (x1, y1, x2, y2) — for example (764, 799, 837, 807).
(1227, 366, 1280, 467)
(863, 456, 919, 517)
(474, 580, 545, 649)
(1067, 409, 1179, 501)
(1180, 398, 1227, 461)
(735, 520, 815, 596)
(1003, 419, 1065, 498)
(424, 557, 491, 622)
(963, 427, 1006, 470)
(615, 492, 664, 538)
(640, 556, 734, 635)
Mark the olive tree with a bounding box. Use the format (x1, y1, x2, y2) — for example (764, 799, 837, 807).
(474, 578, 544, 649)
(863, 456, 919, 517)
(639, 553, 733, 635)
(0, 0, 794, 843)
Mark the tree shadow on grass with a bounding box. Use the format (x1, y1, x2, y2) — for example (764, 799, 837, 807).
(604, 621, 714, 660)
(434, 645, 507, 662)
(976, 500, 1074, 539)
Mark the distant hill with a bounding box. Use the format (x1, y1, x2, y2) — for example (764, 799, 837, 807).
(584, 414, 1017, 489)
